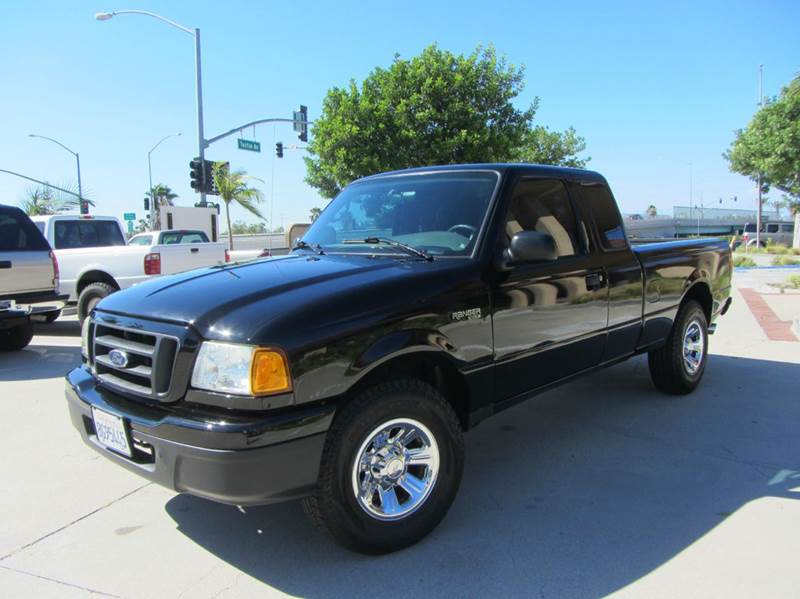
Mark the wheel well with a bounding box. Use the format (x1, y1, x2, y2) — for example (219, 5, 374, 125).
(348, 353, 471, 430)
(77, 271, 119, 295)
(682, 281, 712, 322)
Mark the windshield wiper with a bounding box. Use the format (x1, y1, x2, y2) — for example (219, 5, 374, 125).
(292, 240, 325, 255)
(342, 237, 433, 261)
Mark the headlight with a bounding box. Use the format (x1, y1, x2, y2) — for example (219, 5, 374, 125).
(190, 341, 292, 396)
(81, 318, 92, 359)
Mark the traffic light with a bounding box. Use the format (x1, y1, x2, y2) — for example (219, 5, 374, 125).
(275, 142, 284, 158)
(80, 199, 89, 215)
(293, 105, 308, 142)
(143, 197, 150, 211)
(189, 158, 204, 193)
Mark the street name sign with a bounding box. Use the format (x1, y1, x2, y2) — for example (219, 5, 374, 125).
(237, 139, 261, 153)
(123, 212, 136, 221)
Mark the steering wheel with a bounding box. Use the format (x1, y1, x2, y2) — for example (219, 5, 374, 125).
(448, 224, 478, 239)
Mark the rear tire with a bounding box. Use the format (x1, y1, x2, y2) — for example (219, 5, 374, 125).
(77, 282, 115, 324)
(0, 320, 34, 351)
(648, 300, 708, 394)
(303, 379, 464, 554)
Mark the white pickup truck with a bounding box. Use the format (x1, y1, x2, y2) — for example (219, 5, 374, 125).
(32, 215, 229, 322)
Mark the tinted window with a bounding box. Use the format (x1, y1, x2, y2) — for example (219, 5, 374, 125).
(53, 220, 126, 249)
(0, 208, 50, 252)
(303, 172, 498, 257)
(578, 183, 628, 250)
(780, 224, 794, 233)
(160, 231, 208, 244)
(504, 179, 581, 259)
(766, 223, 779, 233)
(128, 235, 153, 246)
(744, 223, 758, 233)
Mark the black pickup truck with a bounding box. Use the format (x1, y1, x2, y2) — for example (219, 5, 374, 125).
(66, 164, 732, 554)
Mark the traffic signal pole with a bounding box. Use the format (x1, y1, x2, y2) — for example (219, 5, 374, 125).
(195, 27, 207, 207)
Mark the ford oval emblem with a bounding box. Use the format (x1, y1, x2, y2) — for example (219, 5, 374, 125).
(108, 349, 129, 368)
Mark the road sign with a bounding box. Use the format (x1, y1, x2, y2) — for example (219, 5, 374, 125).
(237, 138, 261, 153)
(123, 212, 136, 221)
(127, 220, 133, 234)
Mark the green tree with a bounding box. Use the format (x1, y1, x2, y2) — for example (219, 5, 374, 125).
(305, 44, 588, 198)
(725, 75, 800, 203)
(146, 184, 178, 229)
(19, 182, 86, 215)
(211, 162, 265, 250)
(309, 207, 322, 222)
(646, 204, 658, 218)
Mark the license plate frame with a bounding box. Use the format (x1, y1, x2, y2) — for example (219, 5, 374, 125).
(91, 407, 132, 458)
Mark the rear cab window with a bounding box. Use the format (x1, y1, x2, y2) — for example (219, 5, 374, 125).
(575, 182, 629, 250)
(160, 231, 209, 244)
(53, 220, 126, 249)
(0, 208, 51, 252)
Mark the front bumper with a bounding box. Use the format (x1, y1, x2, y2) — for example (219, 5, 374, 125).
(66, 366, 333, 506)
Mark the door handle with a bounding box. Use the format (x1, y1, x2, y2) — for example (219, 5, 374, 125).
(585, 272, 605, 291)
(0, 261, 11, 269)
(190, 248, 199, 253)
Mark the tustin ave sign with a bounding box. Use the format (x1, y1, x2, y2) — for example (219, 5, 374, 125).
(237, 138, 261, 153)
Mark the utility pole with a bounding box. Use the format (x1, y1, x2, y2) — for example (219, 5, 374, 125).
(756, 64, 764, 248)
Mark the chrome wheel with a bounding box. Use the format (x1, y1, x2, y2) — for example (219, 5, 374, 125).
(682, 319, 704, 374)
(351, 418, 440, 521)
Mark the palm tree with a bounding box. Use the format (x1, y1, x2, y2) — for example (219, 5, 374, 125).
(646, 205, 658, 219)
(19, 182, 87, 215)
(211, 162, 265, 250)
(309, 207, 322, 223)
(146, 184, 178, 229)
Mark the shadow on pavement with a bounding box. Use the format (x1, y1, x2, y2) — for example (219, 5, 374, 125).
(0, 344, 81, 381)
(166, 354, 800, 597)
(33, 319, 81, 337)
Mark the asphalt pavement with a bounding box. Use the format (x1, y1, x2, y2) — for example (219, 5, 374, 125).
(1, 269, 798, 598)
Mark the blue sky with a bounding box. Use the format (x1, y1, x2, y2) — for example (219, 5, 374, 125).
(1, 0, 798, 229)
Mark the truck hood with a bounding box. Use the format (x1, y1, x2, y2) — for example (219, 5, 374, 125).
(95, 253, 460, 342)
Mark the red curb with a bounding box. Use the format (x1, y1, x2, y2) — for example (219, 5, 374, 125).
(739, 288, 798, 342)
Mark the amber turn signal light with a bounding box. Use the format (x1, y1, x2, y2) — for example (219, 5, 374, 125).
(250, 349, 292, 395)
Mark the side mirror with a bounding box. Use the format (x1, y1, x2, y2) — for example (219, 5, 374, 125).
(503, 231, 558, 265)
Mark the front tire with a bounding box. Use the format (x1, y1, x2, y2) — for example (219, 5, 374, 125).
(77, 282, 115, 324)
(303, 379, 464, 554)
(648, 300, 708, 394)
(0, 320, 34, 351)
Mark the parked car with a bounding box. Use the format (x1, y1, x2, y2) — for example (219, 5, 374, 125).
(741, 220, 795, 247)
(66, 164, 732, 554)
(0, 205, 65, 349)
(32, 215, 229, 322)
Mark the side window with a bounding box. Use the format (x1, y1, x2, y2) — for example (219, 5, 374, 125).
(0, 210, 49, 251)
(766, 223, 779, 233)
(505, 179, 581, 259)
(578, 183, 628, 250)
(780, 224, 794, 233)
(128, 235, 152, 246)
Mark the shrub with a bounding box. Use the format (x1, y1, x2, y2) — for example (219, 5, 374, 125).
(787, 274, 800, 289)
(733, 255, 757, 267)
(771, 255, 800, 266)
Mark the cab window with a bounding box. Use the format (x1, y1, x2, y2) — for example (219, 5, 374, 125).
(504, 179, 582, 259)
(53, 220, 126, 249)
(577, 183, 628, 250)
(128, 235, 153, 246)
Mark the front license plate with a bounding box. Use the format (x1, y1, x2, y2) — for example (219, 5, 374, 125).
(92, 407, 132, 457)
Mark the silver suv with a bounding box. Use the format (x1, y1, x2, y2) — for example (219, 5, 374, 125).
(0, 205, 65, 350)
(742, 220, 795, 247)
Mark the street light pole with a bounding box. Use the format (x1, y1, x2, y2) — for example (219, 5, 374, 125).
(28, 133, 83, 206)
(148, 133, 181, 228)
(756, 64, 764, 248)
(96, 10, 207, 205)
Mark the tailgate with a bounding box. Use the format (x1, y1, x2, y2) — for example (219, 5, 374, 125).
(157, 243, 227, 274)
(0, 208, 54, 297)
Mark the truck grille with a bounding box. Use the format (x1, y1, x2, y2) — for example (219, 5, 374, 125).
(89, 320, 179, 400)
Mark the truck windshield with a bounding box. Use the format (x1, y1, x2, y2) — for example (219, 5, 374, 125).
(54, 220, 126, 249)
(301, 171, 499, 257)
